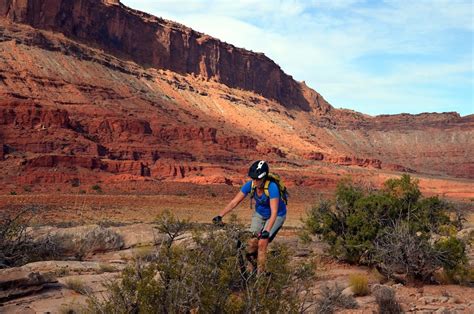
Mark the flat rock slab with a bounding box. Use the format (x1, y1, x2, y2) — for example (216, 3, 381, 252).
(1, 283, 86, 313)
(0, 267, 57, 302)
(111, 223, 165, 248)
(1, 272, 118, 313)
(0, 260, 123, 303)
(23, 260, 124, 275)
(31, 223, 165, 250)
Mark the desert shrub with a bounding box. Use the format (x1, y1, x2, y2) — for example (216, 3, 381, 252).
(81, 226, 123, 255)
(375, 227, 469, 284)
(434, 236, 472, 284)
(89, 212, 315, 313)
(1, 207, 124, 267)
(374, 222, 442, 282)
(98, 263, 118, 273)
(0, 207, 35, 267)
(154, 209, 191, 247)
(52, 221, 83, 228)
(315, 283, 358, 314)
(91, 184, 102, 192)
(70, 178, 80, 187)
(303, 175, 468, 283)
(97, 219, 127, 228)
(372, 285, 403, 314)
(55, 266, 71, 277)
(435, 236, 467, 271)
(0, 206, 67, 267)
(65, 278, 92, 295)
(349, 274, 370, 296)
(59, 303, 88, 314)
(60, 226, 124, 261)
(132, 246, 156, 262)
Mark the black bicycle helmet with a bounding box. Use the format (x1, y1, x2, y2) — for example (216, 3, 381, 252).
(248, 160, 269, 179)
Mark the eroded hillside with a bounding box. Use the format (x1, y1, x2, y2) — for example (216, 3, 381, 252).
(0, 0, 472, 197)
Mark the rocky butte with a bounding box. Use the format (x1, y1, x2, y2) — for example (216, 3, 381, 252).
(0, 0, 472, 196)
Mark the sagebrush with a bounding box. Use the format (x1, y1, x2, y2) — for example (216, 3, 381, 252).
(0, 206, 66, 267)
(0, 206, 124, 267)
(89, 213, 317, 313)
(303, 175, 469, 283)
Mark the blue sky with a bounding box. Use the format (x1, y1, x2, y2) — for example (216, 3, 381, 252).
(121, 0, 473, 116)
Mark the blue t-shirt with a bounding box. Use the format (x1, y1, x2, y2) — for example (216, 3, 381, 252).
(241, 180, 287, 218)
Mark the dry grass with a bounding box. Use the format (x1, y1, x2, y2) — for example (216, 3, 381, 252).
(349, 274, 370, 296)
(64, 278, 92, 295)
(433, 269, 453, 285)
(98, 263, 118, 273)
(55, 266, 71, 277)
(370, 268, 387, 284)
(132, 246, 155, 261)
(59, 303, 87, 314)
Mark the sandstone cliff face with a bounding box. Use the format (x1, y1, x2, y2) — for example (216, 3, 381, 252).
(0, 0, 325, 112)
(0, 5, 472, 191)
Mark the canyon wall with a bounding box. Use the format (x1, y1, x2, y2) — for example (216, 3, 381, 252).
(0, 2, 472, 190)
(0, 0, 329, 112)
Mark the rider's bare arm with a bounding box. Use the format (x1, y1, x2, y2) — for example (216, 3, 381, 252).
(264, 198, 279, 233)
(219, 191, 246, 217)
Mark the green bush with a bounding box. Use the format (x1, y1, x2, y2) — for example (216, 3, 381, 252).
(88, 213, 315, 313)
(91, 184, 102, 192)
(435, 236, 467, 272)
(434, 236, 472, 284)
(303, 175, 468, 283)
(153, 209, 190, 247)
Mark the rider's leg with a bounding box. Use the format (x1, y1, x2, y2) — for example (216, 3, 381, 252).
(246, 237, 258, 272)
(256, 215, 286, 274)
(257, 238, 269, 274)
(247, 213, 265, 272)
(247, 238, 258, 255)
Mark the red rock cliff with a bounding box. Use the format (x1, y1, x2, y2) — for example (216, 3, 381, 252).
(0, 0, 325, 112)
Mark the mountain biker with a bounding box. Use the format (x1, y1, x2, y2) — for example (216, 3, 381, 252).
(212, 160, 287, 274)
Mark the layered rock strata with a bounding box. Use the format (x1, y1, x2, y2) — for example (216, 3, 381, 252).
(0, 0, 332, 112)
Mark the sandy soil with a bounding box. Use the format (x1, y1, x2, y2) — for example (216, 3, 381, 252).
(1, 179, 472, 229)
